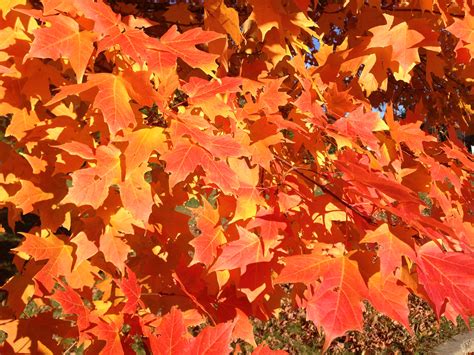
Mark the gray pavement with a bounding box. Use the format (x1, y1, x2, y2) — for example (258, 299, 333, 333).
(434, 331, 474, 354)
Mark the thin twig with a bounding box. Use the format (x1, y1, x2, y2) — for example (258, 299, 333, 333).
(274, 154, 375, 224)
(322, 6, 464, 18)
(63, 340, 77, 355)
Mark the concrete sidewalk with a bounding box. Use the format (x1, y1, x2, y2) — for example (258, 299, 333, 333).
(434, 331, 474, 354)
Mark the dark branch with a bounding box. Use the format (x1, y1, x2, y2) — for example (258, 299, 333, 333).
(273, 154, 376, 225)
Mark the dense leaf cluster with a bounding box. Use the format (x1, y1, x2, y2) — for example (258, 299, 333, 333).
(0, 0, 473, 353)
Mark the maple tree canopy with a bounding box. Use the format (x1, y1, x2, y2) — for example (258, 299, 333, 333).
(0, 0, 473, 353)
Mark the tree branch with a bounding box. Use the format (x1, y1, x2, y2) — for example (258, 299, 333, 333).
(321, 5, 464, 19)
(273, 154, 376, 225)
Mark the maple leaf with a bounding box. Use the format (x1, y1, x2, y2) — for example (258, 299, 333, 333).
(257, 78, 289, 114)
(73, 0, 120, 35)
(0, 312, 67, 354)
(189, 199, 227, 267)
(161, 141, 210, 189)
(386, 115, 436, 154)
(368, 273, 411, 331)
(203, 157, 240, 194)
(99, 227, 131, 274)
(15, 233, 73, 290)
(246, 0, 315, 66)
(204, 0, 242, 44)
(183, 76, 241, 100)
(88, 74, 137, 135)
(416, 242, 474, 320)
(47, 74, 136, 135)
(210, 226, 271, 273)
(228, 158, 266, 222)
(188, 322, 234, 355)
(162, 140, 239, 194)
(123, 127, 167, 178)
(247, 210, 286, 254)
(247, 0, 283, 39)
(25, 14, 95, 82)
(119, 165, 154, 223)
(41, 0, 76, 15)
(293, 78, 326, 127)
(239, 262, 273, 302)
(446, 12, 474, 61)
(232, 308, 257, 347)
(61, 144, 121, 209)
(68, 260, 99, 290)
(4, 107, 40, 141)
(97, 27, 153, 65)
(55, 141, 95, 160)
(276, 254, 368, 350)
(71, 232, 99, 269)
(246, 134, 281, 171)
(324, 85, 357, 118)
(182, 77, 242, 118)
(172, 117, 244, 159)
(10, 180, 54, 214)
(51, 285, 90, 331)
(148, 307, 190, 354)
(252, 343, 288, 355)
(116, 266, 143, 314)
(149, 26, 224, 75)
(367, 14, 426, 81)
(360, 224, 416, 278)
(340, 53, 378, 94)
(0, 0, 26, 18)
(330, 106, 388, 149)
(94, 317, 124, 355)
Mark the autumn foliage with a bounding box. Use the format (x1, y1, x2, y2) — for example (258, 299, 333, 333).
(0, 0, 473, 353)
